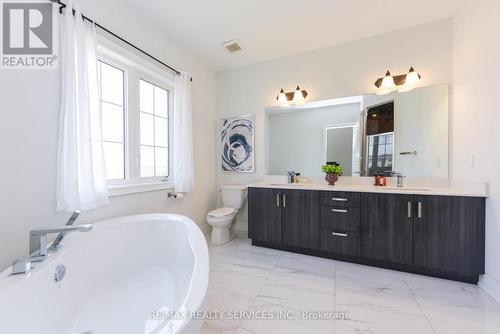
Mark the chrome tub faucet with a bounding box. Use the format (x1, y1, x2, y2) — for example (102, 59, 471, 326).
(12, 218, 92, 275)
(11, 211, 89, 274)
(50, 210, 81, 251)
(29, 224, 92, 262)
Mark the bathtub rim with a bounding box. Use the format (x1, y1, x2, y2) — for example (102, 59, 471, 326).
(0, 213, 209, 334)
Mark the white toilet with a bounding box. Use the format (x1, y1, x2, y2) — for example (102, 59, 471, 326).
(207, 185, 247, 245)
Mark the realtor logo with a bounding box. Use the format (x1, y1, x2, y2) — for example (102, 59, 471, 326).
(1, 0, 58, 69)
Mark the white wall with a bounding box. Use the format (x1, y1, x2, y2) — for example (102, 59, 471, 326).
(217, 20, 453, 230)
(0, 0, 217, 271)
(267, 103, 360, 179)
(452, 0, 500, 302)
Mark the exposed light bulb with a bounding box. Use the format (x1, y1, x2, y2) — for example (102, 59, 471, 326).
(293, 85, 305, 104)
(277, 88, 288, 105)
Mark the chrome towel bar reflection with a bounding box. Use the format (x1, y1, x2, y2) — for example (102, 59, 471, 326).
(400, 151, 418, 156)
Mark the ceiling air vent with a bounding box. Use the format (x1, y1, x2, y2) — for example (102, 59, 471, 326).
(222, 39, 242, 53)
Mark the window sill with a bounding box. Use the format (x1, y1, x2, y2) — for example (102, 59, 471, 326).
(108, 181, 174, 197)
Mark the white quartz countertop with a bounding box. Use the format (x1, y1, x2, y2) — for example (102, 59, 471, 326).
(247, 180, 488, 197)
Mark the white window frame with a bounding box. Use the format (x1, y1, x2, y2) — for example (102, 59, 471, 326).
(97, 36, 175, 196)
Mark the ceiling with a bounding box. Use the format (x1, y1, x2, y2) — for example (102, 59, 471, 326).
(121, 0, 463, 71)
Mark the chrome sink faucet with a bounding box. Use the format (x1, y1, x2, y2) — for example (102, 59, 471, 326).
(391, 171, 406, 187)
(287, 171, 301, 183)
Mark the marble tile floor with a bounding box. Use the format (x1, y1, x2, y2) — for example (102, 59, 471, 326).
(201, 233, 500, 334)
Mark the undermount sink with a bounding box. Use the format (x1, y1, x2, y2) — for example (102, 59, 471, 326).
(269, 183, 305, 186)
(380, 187, 431, 191)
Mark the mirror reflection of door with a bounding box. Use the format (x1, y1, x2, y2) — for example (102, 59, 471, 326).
(324, 124, 359, 176)
(364, 101, 394, 176)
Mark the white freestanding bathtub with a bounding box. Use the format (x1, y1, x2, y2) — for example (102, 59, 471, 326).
(0, 214, 209, 334)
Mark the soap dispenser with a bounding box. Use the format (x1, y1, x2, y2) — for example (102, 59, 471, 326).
(380, 172, 387, 186)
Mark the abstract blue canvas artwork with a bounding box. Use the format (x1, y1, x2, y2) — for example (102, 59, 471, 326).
(221, 115, 254, 172)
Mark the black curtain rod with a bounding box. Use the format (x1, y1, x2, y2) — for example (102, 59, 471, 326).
(50, 0, 192, 81)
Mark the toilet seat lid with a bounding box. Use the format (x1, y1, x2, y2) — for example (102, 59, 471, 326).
(208, 207, 236, 218)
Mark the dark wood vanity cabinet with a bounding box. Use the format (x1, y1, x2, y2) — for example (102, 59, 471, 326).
(281, 189, 320, 249)
(412, 195, 485, 276)
(248, 187, 486, 283)
(248, 188, 282, 244)
(360, 193, 413, 265)
(321, 230, 360, 256)
(360, 193, 485, 279)
(320, 191, 361, 257)
(248, 188, 320, 250)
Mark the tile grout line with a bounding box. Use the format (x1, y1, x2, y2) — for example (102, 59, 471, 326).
(235, 248, 286, 334)
(402, 274, 437, 334)
(208, 238, 268, 333)
(210, 237, 500, 334)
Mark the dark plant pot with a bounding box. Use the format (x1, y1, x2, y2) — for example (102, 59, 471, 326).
(325, 173, 339, 185)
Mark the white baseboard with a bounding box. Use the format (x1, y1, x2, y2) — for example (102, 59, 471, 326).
(479, 274, 500, 304)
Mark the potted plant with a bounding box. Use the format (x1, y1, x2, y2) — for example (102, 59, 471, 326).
(321, 164, 344, 185)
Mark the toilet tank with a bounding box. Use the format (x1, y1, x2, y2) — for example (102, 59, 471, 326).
(221, 185, 248, 209)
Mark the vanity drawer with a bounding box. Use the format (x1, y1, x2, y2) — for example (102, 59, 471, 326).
(320, 206, 360, 231)
(321, 230, 360, 256)
(320, 191, 360, 207)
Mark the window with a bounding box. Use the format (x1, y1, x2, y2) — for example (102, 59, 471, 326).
(366, 132, 394, 176)
(96, 49, 173, 193)
(139, 80, 169, 178)
(365, 101, 394, 176)
(98, 61, 125, 180)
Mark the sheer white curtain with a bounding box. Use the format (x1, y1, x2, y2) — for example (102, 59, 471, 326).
(173, 72, 194, 192)
(56, 0, 108, 211)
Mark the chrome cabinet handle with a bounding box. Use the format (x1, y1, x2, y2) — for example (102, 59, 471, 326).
(283, 194, 286, 207)
(407, 202, 412, 218)
(332, 209, 348, 213)
(332, 232, 348, 237)
(331, 197, 348, 201)
(417, 202, 422, 218)
(276, 194, 280, 207)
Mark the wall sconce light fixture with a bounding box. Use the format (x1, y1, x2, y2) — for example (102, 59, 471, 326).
(374, 67, 421, 95)
(276, 85, 308, 106)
